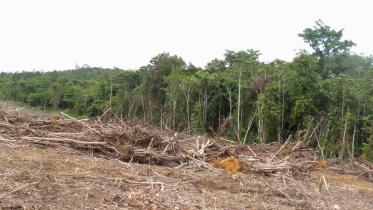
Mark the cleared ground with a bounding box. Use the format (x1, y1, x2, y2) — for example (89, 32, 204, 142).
(0, 102, 372, 209)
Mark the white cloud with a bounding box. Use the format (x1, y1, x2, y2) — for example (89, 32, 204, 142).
(0, 0, 372, 71)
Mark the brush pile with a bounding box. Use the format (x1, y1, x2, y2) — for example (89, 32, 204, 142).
(0, 105, 321, 177)
(2, 105, 373, 209)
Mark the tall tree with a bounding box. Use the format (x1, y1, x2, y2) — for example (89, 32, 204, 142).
(299, 20, 355, 77)
(224, 49, 260, 141)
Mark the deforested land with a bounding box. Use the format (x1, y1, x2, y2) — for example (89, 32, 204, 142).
(0, 21, 372, 209)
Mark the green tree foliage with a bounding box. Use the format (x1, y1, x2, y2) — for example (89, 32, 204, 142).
(299, 20, 356, 76)
(0, 21, 372, 160)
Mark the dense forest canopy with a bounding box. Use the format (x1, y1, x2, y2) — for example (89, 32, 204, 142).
(1, 21, 372, 160)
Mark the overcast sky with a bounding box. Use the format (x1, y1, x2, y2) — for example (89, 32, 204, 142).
(0, 0, 372, 72)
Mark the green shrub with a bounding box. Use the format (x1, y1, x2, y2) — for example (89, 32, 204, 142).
(362, 142, 373, 161)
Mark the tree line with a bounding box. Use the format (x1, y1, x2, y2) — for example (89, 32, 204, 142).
(1, 21, 372, 160)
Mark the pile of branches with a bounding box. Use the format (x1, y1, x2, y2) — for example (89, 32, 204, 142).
(0, 108, 193, 167)
(0, 106, 317, 176)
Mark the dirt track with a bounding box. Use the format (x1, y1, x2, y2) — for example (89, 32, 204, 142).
(0, 103, 372, 209)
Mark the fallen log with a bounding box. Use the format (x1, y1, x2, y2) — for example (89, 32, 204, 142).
(22, 136, 107, 145)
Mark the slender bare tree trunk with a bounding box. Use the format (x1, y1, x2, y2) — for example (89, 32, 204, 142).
(218, 97, 221, 134)
(128, 96, 133, 120)
(281, 79, 285, 139)
(182, 88, 191, 132)
(203, 90, 208, 124)
(351, 97, 361, 161)
(148, 100, 153, 124)
(341, 87, 345, 125)
(109, 70, 113, 118)
(351, 124, 356, 161)
(339, 87, 346, 160)
(279, 67, 285, 143)
(277, 71, 281, 143)
(186, 93, 190, 131)
(257, 102, 265, 144)
(237, 68, 242, 141)
(159, 106, 162, 130)
(199, 94, 203, 126)
(141, 96, 146, 123)
(225, 87, 232, 118)
(340, 107, 348, 161)
(172, 96, 177, 130)
(243, 115, 255, 144)
(228, 93, 232, 118)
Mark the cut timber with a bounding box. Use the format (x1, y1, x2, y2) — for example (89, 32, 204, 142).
(60, 112, 102, 136)
(22, 136, 107, 145)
